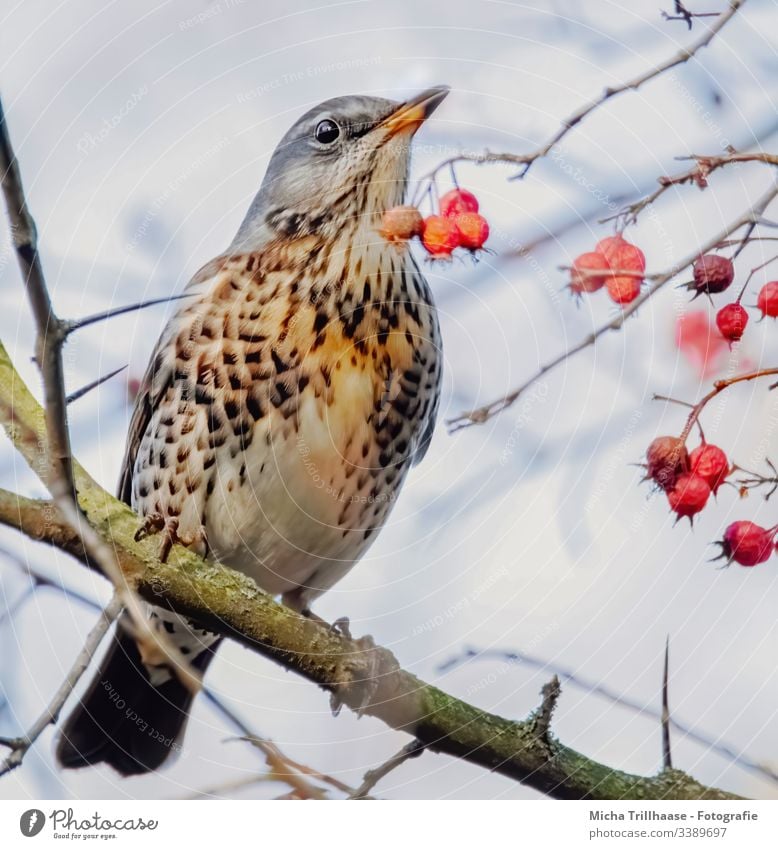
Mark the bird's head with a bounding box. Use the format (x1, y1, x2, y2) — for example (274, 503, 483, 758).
(233, 86, 449, 249)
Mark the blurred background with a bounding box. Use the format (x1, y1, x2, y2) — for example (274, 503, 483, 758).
(1, 0, 778, 800)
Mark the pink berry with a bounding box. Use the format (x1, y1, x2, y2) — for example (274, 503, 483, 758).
(646, 436, 689, 492)
(570, 251, 610, 294)
(667, 473, 711, 520)
(380, 205, 423, 242)
(455, 212, 489, 250)
(439, 189, 479, 218)
(757, 281, 778, 318)
(606, 275, 642, 305)
(421, 215, 460, 257)
(690, 254, 735, 296)
(689, 443, 729, 494)
(719, 521, 776, 566)
(716, 303, 748, 343)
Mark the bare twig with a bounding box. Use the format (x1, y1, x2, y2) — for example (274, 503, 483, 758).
(679, 367, 778, 442)
(448, 182, 778, 430)
(733, 457, 778, 499)
(0, 594, 121, 776)
(66, 365, 127, 405)
(241, 735, 327, 800)
(202, 689, 355, 798)
(603, 151, 778, 228)
(350, 738, 425, 799)
(662, 1, 724, 29)
(414, 0, 746, 189)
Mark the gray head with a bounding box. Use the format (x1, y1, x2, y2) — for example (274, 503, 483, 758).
(232, 86, 449, 250)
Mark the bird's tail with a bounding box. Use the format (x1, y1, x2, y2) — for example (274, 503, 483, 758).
(56, 616, 220, 776)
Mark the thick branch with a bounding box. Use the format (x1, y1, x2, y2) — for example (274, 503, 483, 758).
(0, 344, 740, 799)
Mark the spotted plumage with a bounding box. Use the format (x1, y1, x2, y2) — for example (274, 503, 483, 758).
(57, 86, 448, 775)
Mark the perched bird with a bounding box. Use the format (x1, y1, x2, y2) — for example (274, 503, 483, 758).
(56, 86, 448, 775)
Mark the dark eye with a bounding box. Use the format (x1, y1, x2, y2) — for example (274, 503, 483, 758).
(314, 119, 340, 145)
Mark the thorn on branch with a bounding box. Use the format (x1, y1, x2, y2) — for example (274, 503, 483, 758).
(66, 365, 127, 405)
(62, 293, 194, 336)
(662, 636, 673, 770)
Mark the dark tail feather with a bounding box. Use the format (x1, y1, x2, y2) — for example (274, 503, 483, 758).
(56, 620, 220, 776)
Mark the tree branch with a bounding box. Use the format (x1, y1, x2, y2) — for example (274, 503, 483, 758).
(414, 0, 746, 186)
(0, 343, 742, 799)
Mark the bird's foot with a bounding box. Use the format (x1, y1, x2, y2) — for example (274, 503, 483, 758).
(134, 513, 180, 563)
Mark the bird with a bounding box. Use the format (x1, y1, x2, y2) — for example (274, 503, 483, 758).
(55, 86, 448, 776)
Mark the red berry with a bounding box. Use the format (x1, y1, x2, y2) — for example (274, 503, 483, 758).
(421, 215, 460, 257)
(690, 254, 735, 296)
(716, 303, 748, 343)
(606, 275, 641, 305)
(646, 436, 689, 491)
(596, 235, 646, 273)
(380, 205, 423, 242)
(570, 251, 610, 294)
(667, 473, 711, 520)
(719, 521, 776, 566)
(689, 443, 729, 494)
(597, 235, 644, 304)
(757, 281, 778, 318)
(439, 189, 479, 218)
(455, 212, 489, 250)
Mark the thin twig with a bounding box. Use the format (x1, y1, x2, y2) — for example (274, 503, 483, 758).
(662, 1, 722, 29)
(679, 367, 778, 442)
(202, 689, 355, 797)
(414, 0, 746, 188)
(0, 594, 121, 776)
(602, 151, 778, 228)
(350, 739, 425, 799)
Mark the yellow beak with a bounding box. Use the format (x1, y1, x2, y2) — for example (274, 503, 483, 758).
(379, 86, 450, 137)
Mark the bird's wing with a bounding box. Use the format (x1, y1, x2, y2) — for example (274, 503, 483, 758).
(117, 340, 171, 506)
(117, 256, 228, 506)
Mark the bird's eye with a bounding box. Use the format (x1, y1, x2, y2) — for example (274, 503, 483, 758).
(314, 119, 340, 145)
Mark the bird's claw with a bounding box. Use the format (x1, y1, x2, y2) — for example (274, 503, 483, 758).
(330, 616, 352, 639)
(134, 513, 180, 563)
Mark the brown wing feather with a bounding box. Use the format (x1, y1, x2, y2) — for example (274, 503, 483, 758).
(117, 256, 229, 506)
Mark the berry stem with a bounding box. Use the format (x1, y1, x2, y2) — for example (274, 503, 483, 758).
(735, 251, 778, 303)
(679, 367, 778, 443)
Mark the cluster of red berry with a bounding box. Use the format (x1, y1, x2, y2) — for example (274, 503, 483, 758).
(569, 235, 646, 304)
(686, 254, 778, 344)
(380, 189, 489, 258)
(644, 436, 777, 566)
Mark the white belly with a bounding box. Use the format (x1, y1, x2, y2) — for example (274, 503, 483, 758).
(202, 392, 384, 602)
